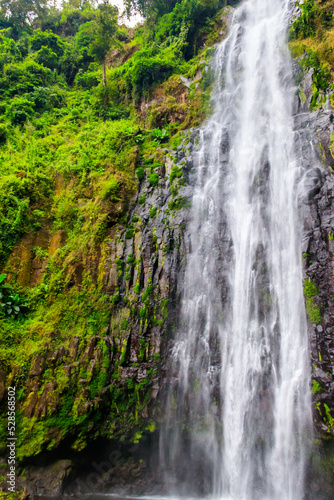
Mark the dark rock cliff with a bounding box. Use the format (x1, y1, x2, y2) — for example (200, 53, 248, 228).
(293, 63, 334, 498)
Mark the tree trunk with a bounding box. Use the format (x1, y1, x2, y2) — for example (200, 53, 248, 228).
(102, 59, 106, 87)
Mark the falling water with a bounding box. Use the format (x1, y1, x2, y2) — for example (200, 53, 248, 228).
(161, 0, 312, 499)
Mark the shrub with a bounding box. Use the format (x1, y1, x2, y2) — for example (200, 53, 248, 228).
(0, 274, 26, 319)
(34, 46, 59, 71)
(30, 29, 65, 57)
(148, 173, 159, 186)
(75, 69, 100, 88)
(6, 96, 35, 124)
(170, 165, 183, 184)
(152, 128, 169, 143)
(1, 59, 53, 97)
(290, 0, 334, 40)
(153, 0, 223, 60)
(28, 86, 65, 112)
(136, 167, 145, 181)
(130, 54, 175, 100)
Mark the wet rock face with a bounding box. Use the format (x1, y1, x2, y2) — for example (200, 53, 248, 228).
(22, 460, 73, 497)
(293, 62, 334, 496)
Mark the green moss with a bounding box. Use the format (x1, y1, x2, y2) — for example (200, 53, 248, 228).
(168, 196, 191, 210)
(125, 229, 134, 239)
(139, 307, 147, 318)
(312, 379, 322, 394)
(170, 165, 183, 185)
(138, 195, 146, 204)
(122, 319, 129, 330)
(136, 167, 145, 181)
(0, 492, 22, 499)
(306, 297, 322, 324)
(146, 421, 156, 432)
(151, 162, 163, 170)
(111, 292, 120, 305)
(100, 177, 120, 200)
(304, 278, 321, 324)
(148, 173, 159, 187)
(161, 298, 169, 319)
(142, 284, 153, 302)
(149, 208, 157, 218)
(324, 404, 334, 429)
(133, 431, 143, 443)
(126, 253, 135, 264)
(119, 338, 128, 366)
(304, 278, 319, 298)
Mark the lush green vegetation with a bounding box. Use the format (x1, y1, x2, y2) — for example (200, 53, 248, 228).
(290, 0, 334, 109)
(0, 0, 234, 464)
(304, 278, 322, 325)
(0, 0, 230, 266)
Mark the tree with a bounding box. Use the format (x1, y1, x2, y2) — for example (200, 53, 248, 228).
(0, 28, 21, 69)
(34, 45, 58, 69)
(124, 0, 178, 19)
(124, 0, 233, 21)
(29, 28, 64, 56)
(78, 1, 118, 86)
(0, 0, 48, 37)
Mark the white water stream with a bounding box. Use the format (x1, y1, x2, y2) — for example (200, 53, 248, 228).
(161, 0, 312, 498)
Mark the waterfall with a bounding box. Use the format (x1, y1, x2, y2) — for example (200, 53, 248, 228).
(160, 0, 313, 498)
